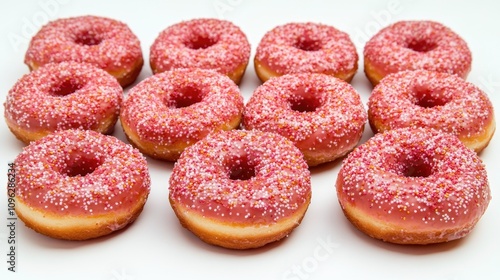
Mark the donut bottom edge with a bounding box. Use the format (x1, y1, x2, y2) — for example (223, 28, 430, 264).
(299, 126, 365, 167)
(226, 62, 249, 85)
(5, 116, 117, 145)
(338, 200, 480, 245)
(254, 58, 357, 84)
(108, 57, 144, 88)
(14, 195, 148, 241)
(26, 57, 144, 88)
(363, 57, 386, 86)
(169, 196, 311, 250)
(363, 57, 472, 87)
(461, 120, 496, 154)
(121, 120, 186, 161)
(150, 61, 248, 86)
(368, 117, 496, 154)
(120, 114, 242, 161)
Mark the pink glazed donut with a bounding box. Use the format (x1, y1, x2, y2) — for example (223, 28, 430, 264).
(336, 127, 491, 244)
(368, 70, 495, 153)
(169, 130, 312, 249)
(120, 68, 244, 161)
(150, 18, 251, 84)
(24, 15, 144, 87)
(4, 61, 122, 144)
(14, 129, 151, 240)
(254, 22, 358, 83)
(243, 73, 367, 166)
(364, 20, 472, 85)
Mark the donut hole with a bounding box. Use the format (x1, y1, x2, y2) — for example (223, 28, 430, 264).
(397, 152, 434, 178)
(402, 160, 433, 178)
(62, 153, 104, 177)
(412, 84, 451, 108)
(294, 38, 322, 51)
(406, 39, 437, 53)
(166, 86, 204, 108)
(289, 88, 323, 112)
(50, 79, 84, 97)
(74, 30, 103, 46)
(227, 156, 256, 181)
(184, 35, 217, 50)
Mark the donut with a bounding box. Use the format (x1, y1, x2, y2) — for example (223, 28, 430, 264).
(4, 61, 123, 144)
(13, 129, 151, 240)
(243, 73, 367, 167)
(254, 22, 358, 83)
(150, 18, 251, 85)
(120, 68, 244, 161)
(363, 20, 472, 85)
(169, 130, 312, 249)
(24, 15, 144, 87)
(336, 127, 491, 244)
(368, 70, 495, 153)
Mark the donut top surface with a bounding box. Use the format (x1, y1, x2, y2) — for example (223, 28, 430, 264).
(24, 15, 143, 72)
(4, 61, 122, 131)
(337, 128, 491, 229)
(255, 22, 358, 75)
(243, 73, 367, 144)
(14, 129, 150, 215)
(120, 68, 243, 145)
(169, 130, 311, 224)
(364, 20, 472, 77)
(368, 70, 494, 138)
(150, 18, 251, 75)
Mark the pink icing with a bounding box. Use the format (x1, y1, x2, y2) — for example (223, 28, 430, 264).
(14, 129, 151, 215)
(336, 128, 491, 232)
(120, 68, 244, 147)
(243, 73, 366, 158)
(24, 15, 143, 74)
(169, 130, 311, 224)
(255, 22, 358, 75)
(4, 61, 122, 133)
(149, 18, 250, 76)
(368, 70, 494, 140)
(364, 20, 472, 78)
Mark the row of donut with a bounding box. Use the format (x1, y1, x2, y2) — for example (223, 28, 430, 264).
(5, 60, 495, 166)
(11, 124, 492, 247)
(5, 60, 362, 166)
(22, 16, 472, 88)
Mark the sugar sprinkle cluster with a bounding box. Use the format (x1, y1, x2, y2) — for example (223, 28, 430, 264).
(368, 70, 494, 139)
(243, 73, 367, 152)
(255, 22, 358, 75)
(169, 130, 311, 224)
(337, 128, 491, 229)
(4, 61, 122, 132)
(24, 15, 143, 73)
(150, 18, 251, 75)
(14, 130, 151, 215)
(121, 68, 243, 146)
(364, 21, 472, 77)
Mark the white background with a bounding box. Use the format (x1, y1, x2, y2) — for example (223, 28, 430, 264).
(1, 0, 500, 279)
